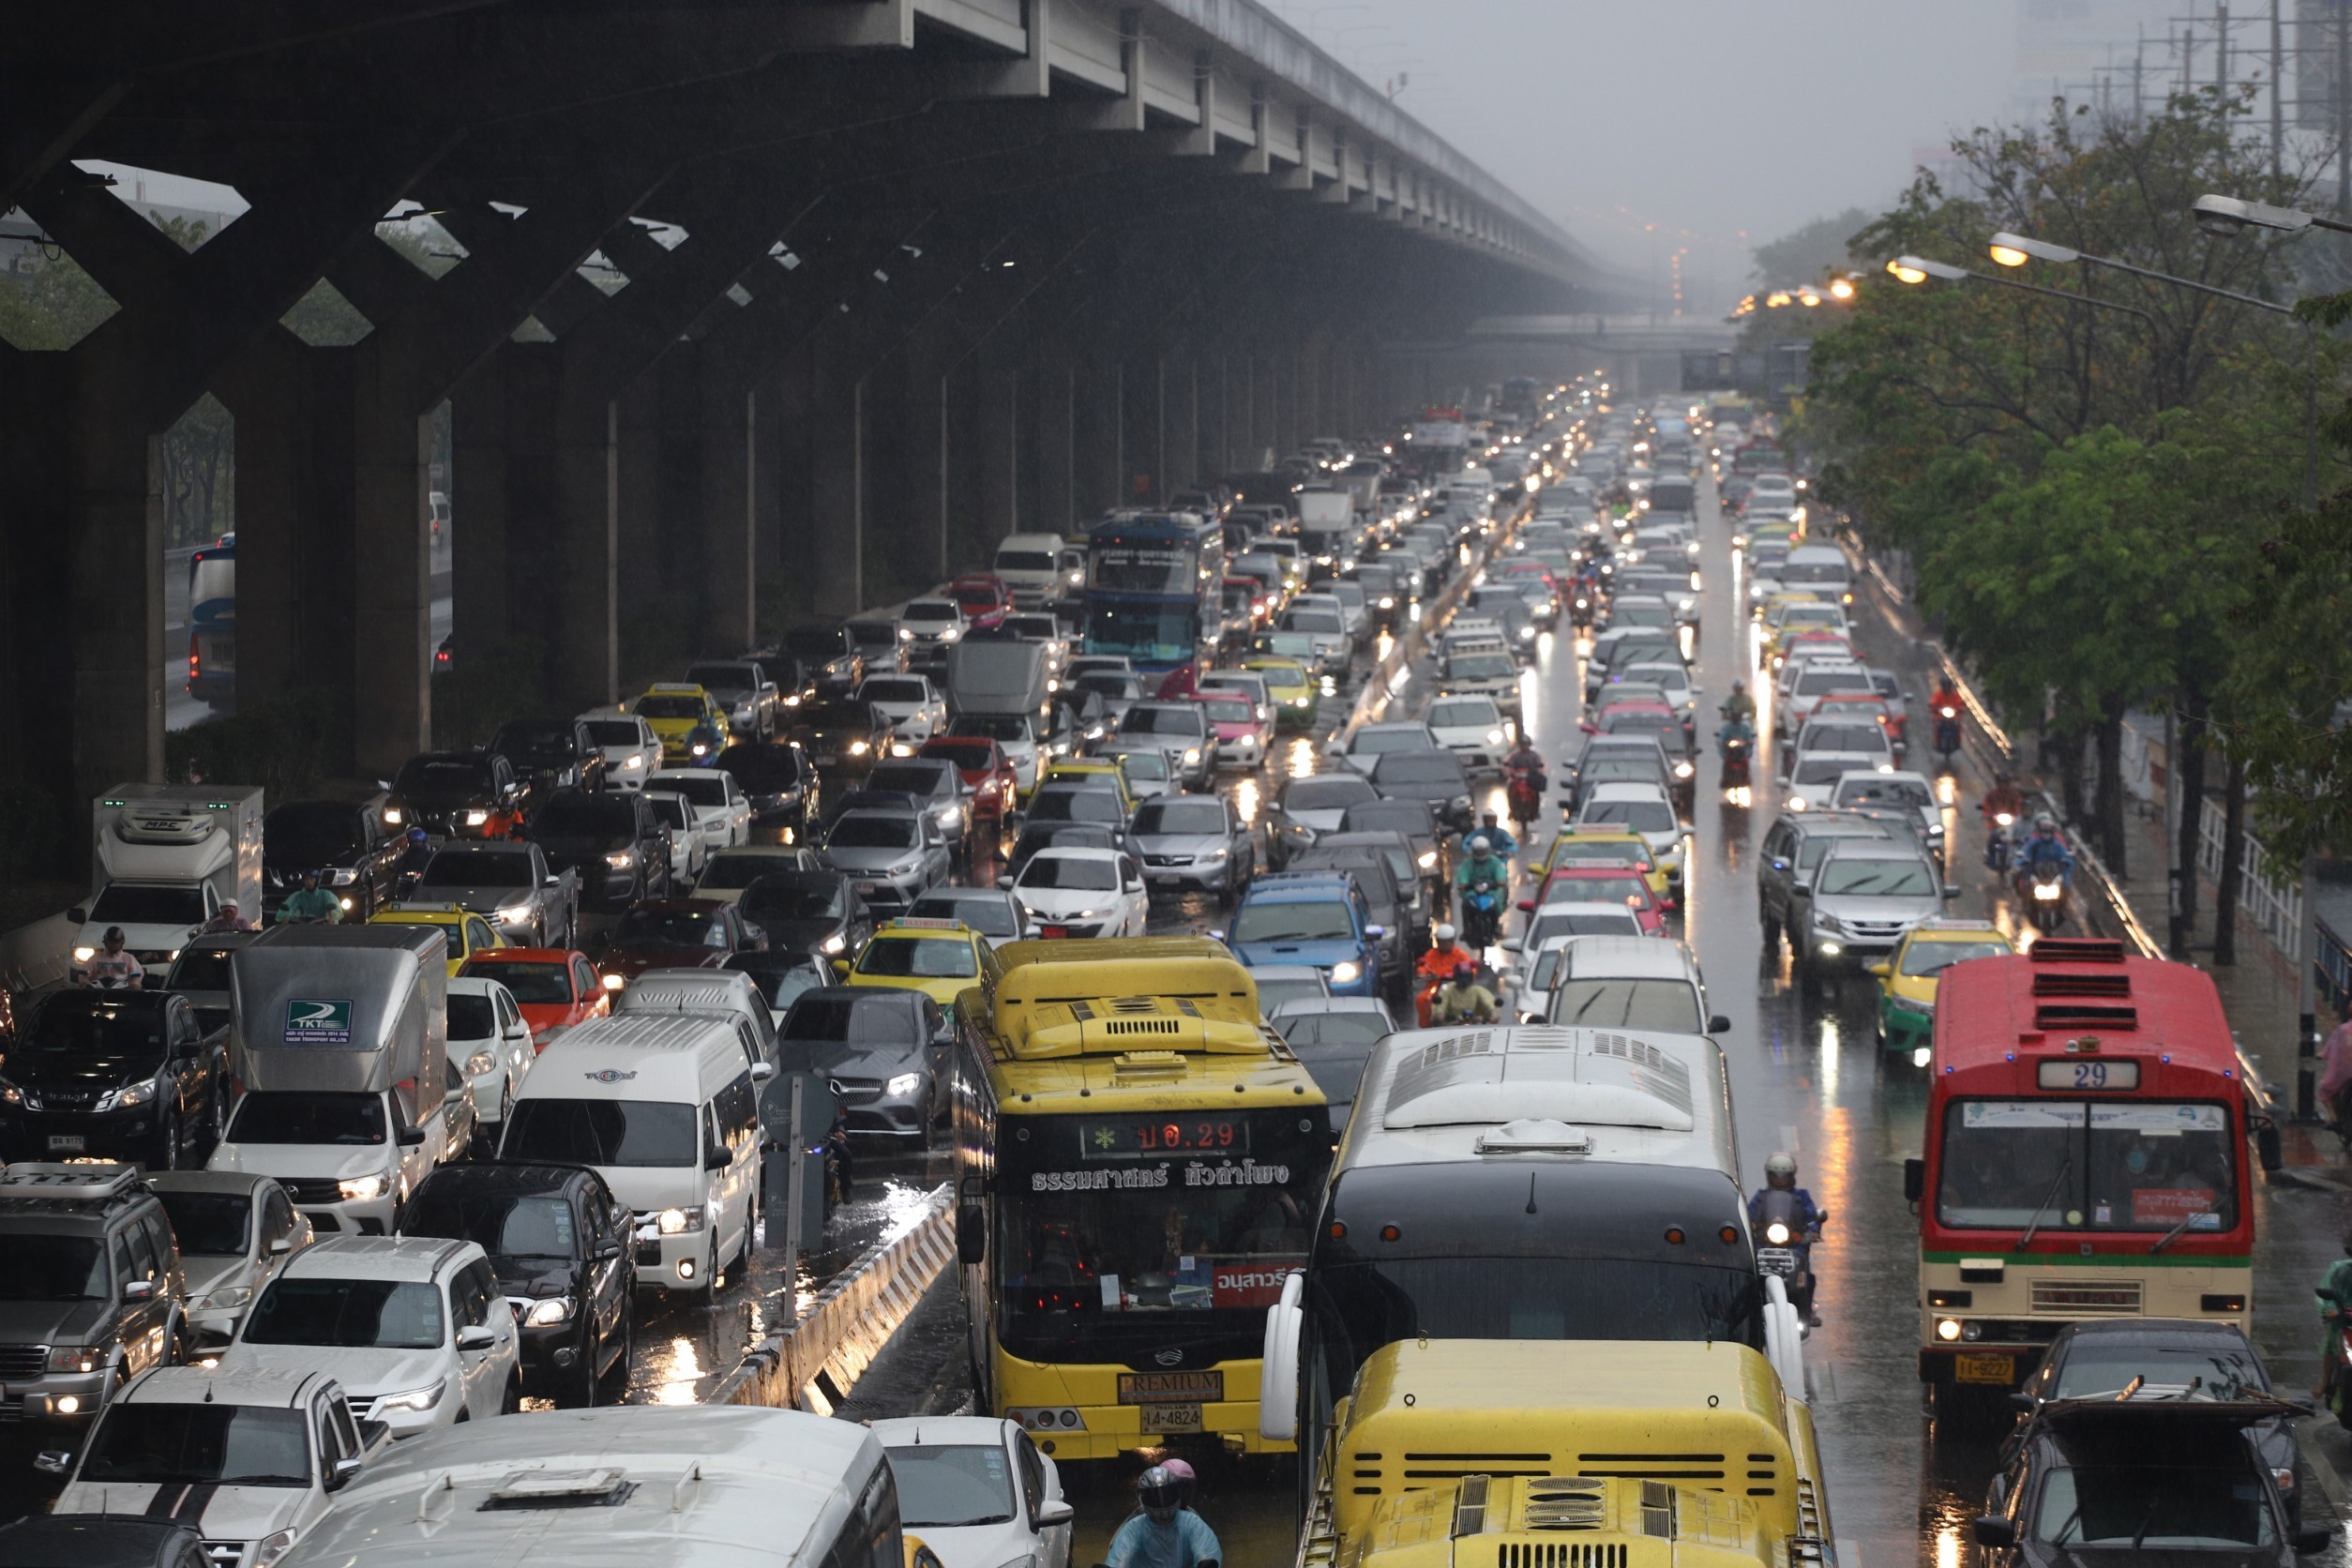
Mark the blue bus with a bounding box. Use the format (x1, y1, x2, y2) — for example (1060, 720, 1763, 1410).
(187, 535, 235, 707)
(1082, 511, 1219, 673)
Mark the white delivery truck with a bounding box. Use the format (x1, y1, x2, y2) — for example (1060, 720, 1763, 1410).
(1294, 488, 1356, 576)
(212, 924, 451, 1236)
(72, 783, 263, 976)
(991, 531, 1074, 607)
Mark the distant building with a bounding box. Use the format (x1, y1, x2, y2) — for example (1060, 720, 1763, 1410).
(2008, 0, 2178, 122)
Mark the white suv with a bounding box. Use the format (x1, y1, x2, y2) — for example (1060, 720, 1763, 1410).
(219, 1236, 521, 1437)
(578, 709, 662, 792)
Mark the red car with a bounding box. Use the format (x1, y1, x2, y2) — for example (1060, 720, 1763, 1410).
(920, 734, 1018, 822)
(1519, 861, 1668, 935)
(599, 899, 766, 987)
(949, 573, 1013, 631)
(458, 948, 611, 1051)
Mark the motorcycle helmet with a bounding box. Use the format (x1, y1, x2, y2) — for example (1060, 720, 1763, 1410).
(1764, 1152, 1798, 1188)
(2342, 1227, 2352, 1257)
(1468, 836, 1491, 854)
(1159, 1457, 1197, 1507)
(1434, 923, 1457, 943)
(102, 926, 126, 946)
(1455, 960, 1478, 982)
(2035, 814, 2057, 833)
(1731, 679, 1746, 692)
(1138, 1465, 1184, 1525)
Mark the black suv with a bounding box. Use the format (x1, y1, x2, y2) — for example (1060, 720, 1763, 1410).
(490, 718, 610, 799)
(780, 626, 867, 701)
(0, 1164, 187, 1431)
(0, 992, 226, 1169)
(263, 799, 404, 922)
(400, 1161, 637, 1408)
(529, 789, 671, 911)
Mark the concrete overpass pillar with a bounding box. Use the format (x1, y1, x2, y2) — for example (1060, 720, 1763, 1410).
(1118, 355, 1161, 505)
(972, 358, 1019, 543)
(698, 342, 759, 657)
(1165, 356, 1199, 493)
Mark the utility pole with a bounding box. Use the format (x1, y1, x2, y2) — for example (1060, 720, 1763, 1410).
(2218, 3, 2231, 92)
(2273, 0, 2286, 182)
(2133, 32, 2148, 123)
(2340, 0, 2350, 213)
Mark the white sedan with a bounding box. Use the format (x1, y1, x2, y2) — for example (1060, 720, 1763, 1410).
(871, 1415, 1074, 1568)
(647, 769, 751, 852)
(445, 976, 535, 1148)
(1423, 693, 1513, 776)
(856, 673, 949, 746)
(1003, 847, 1148, 940)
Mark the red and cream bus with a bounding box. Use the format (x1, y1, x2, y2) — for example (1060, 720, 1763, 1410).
(1908, 938, 2257, 1410)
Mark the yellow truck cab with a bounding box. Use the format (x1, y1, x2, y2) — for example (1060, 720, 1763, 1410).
(1311, 1339, 1832, 1568)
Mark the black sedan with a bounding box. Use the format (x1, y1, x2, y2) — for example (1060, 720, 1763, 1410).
(787, 701, 898, 781)
(400, 1161, 637, 1407)
(0, 990, 225, 1169)
(490, 717, 609, 800)
(715, 741, 818, 834)
(738, 870, 875, 963)
(1366, 748, 1474, 833)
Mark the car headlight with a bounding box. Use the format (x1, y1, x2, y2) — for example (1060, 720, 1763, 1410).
(1293, 696, 1311, 707)
(464, 1049, 496, 1078)
(383, 807, 403, 825)
(252, 1531, 298, 1568)
(1787, 796, 1807, 812)
(47, 1346, 99, 1374)
(373, 1379, 446, 1413)
(1184, 748, 1202, 765)
(1486, 730, 1506, 745)
(935, 804, 959, 823)
(898, 626, 914, 640)
(822, 933, 846, 955)
(98, 1078, 158, 1112)
(1329, 960, 1363, 985)
(524, 1295, 576, 1327)
(1764, 1220, 1792, 1245)
(886, 1072, 923, 1097)
(198, 1284, 254, 1312)
(1417, 850, 1438, 868)
(72, 945, 95, 963)
(339, 1173, 390, 1202)
(465, 809, 490, 826)
(1448, 794, 1472, 815)
(622, 754, 643, 769)
(848, 740, 870, 756)
(0, 1079, 30, 1109)
(601, 972, 626, 991)
(1199, 846, 1229, 862)
(330, 867, 358, 885)
(1674, 761, 1695, 778)
(940, 626, 961, 642)
(656, 1206, 707, 1234)
(605, 850, 634, 868)
(1887, 994, 1935, 1016)
(495, 901, 532, 924)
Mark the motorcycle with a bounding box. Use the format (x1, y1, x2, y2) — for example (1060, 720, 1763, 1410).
(2321, 1287, 2352, 1429)
(1458, 876, 1506, 950)
(1752, 1189, 1827, 1328)
(2020, 861, 2069, 933)
(1932, 701, 1963, 764)
(1982, 808, 2017, 872)
(1505, 770, 1545, 833)
(1720, 736, 1753, 792)
(1569, 592, 1594, 628)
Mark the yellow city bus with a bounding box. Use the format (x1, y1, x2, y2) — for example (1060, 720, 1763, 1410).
(952, 936, 1334, 1461)
(1282, 1337, 1834, 1568)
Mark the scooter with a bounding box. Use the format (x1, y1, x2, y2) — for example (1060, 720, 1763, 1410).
(2320, 1287, 2352, 1430)
(1932, 702, 1963, 764)
(1720, 737, 1753, 792)
(1505, 771, 1545, 833)
(1982, 808, 2017, 872)
(2021, 861, 2069, 933)
(1459, 876, 1506, 950)
(1753, 1189, 1827, 1329)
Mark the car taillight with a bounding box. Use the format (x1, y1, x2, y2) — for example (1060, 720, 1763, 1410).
(188, 631, 200, 681)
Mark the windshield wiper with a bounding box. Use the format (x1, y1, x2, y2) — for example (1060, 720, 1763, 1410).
(919, 1515, 1015, 1529)
(2015, 1157, 2073, 1250)
(2149, 1201, 2213, 1255)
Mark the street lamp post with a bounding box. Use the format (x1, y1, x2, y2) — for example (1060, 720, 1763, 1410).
(1995, 222, 2323, 1116)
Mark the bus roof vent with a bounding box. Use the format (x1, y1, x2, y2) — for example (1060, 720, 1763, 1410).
(1010, 996, 1263, 1058)
(1474, 1119, 1593, 1156)
(479, 1468, 638, 1511)
(2032, 1003, 2138, 1033)
(2028, 938, 2126, 965)
(1110, 1050, 1187, 1081)
(2031, 971, 2133, 999)
(1451, 1474, 1492, 1538)
(1521, 1478, 1609, 1532)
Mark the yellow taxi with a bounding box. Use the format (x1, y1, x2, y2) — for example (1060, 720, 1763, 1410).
(631, 682, 731, 763)
(839, 917, 1003, 1007)
(1748, 519, 1802, 550)
(1544, 827, 1671, 901)
(1041, 758, 1135, 816)
(1866, 918, 2013, 1057)
(367, 903, 509, 976)
(1244, 656, 1318, 730)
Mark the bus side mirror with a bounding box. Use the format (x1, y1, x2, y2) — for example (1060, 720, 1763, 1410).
(1258, 1274, 1304, 1443)
(1903, 1158, 1925, 1203)
(957, 1203, 987, 1265)
(2257, 1121, 2284, 1173)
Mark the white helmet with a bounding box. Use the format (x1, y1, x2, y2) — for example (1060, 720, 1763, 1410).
(1468, 836, 1491, 853)
(1765, 1152, 1798, 1179)
(1434, 923, 1457, 942)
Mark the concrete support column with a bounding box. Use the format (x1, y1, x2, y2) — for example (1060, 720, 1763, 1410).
(0, 354, 74, 801)
(1164, 356, 1199, 492)
(1028, 357, 1074, 535)
(350, 383, 435, 774)
(805, 358, 865, 617)
(1118, 355, 1163, 505)
(1070, 354, 1122, 520)
(543, 393, 619, 715)
(1199, 354, 1229, 481)
(972, 360, 1018, 544)
(698, 347, 759, 656)
(449, 349, 513, 660)
(70, 375, 166, 792)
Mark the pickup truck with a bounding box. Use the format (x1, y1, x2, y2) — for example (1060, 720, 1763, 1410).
(410, 840, 580, 946)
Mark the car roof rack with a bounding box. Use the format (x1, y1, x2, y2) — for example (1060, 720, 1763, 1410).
(0, 1163, 144, 1200)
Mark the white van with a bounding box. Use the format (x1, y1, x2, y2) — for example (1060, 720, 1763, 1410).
(992, 531, 1072, 607)
(272, 1406, 901, 1568)
(1781, 542, 1855, 607)
(500, 1016, 769, 1296)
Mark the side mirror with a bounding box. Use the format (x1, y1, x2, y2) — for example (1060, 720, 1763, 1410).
(1035, 1498, 1076, 1529)
(1364, 925, 1386, 939)
(456, 1324, 497, 1352)
(2297, 1524, 2334, 1555)
(1707, 1015, 1731, 1034)
(68, 908, 86, 926)
(1788, 884, 1811, 900)
(1515, 899, 1535, 913)
(1941, 885, 1960, 898)
(32, 1451, 71, 1476)
(957, 1203, 988, 1264)
(1903, 1157, 1926, 1203)
(704, 1143, 735, 1171)
(269, 1235, 294, 1256)
(399, 1123, 427, 1147)
(2008, 1391, 2036, 1412)
(1866, 962, 1891, 979)
(831, 958, 851, 977)
(123, 1279, 155, 1304)
(325, 1454, 365, 1491)
(1969, 1518, 2014, 1550)
(750, 1062, 776, 1083)
(596, 1241, 625, 1261)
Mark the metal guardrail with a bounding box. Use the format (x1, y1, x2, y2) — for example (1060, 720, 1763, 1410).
(708, 1184, 956, 1413)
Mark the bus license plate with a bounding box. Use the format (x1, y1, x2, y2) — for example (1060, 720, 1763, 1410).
(1955, 1354, 2015, 1385)
(1138, 1403, 1202, 1434)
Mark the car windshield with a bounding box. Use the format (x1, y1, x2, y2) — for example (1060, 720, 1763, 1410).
(264, 803, 364, 864)
(1201, 697, 1255, 726)
(87, 883, 205, 926)
(1601, 712, 1679, 738)
(81, 1404, 312, 1487)
(1374, 754, 1465, 788)
(716, 746, 804, 788)
(394, 758, 493, 793)
(1428, 700, 1500, 729)
(1580, 799, 1676, 834)
(1134, 802, 1229, 837)
(156, 1191, 251, 1257)
(800, 704, 873, 731)
(504, 1098, 699, 1168)
(828, 817, 920, 850)
(1798, 667, 1874, 696)
(21, 996, 168, 1057)
(533, 794, 636, 837)
(726, 958, 826, 1013)
(1286, 611, 1344, 633)
(0, 1236, 108, 1300)
(420, 850, 531, 887)
(447, 993, 497, 1042)
(656, 776, 727, 807)
(903, 602, 958, 624)
(406, 1189, 579, 1259)
(950, 716, 1033, 744)
(227, 1092, 386, 1146)
(1817, 859, 1935, 897)
(862, 680, 927, 702)
(1233, 900, 1356, 943)
(1549, 979, 1702, 1032)
(909, 897, 1017, 937)
(1793, 757, 1867, 786)
(1341, 803, 1433, 838)
(244, 1277, 445, 1349)
(1025, 790, 1123, 825)
(1287, 778, 1379, 812)
(742, 875, 845, 921)
(1835, 777, 1936, 808)
(1800, 724, 1889, 754)
(1279, 1011, 1391, 1051)
(473, 961, 572, 1005)
(612, 908, 725, 948)
(922, 742, 996, 772)
(1448, 655, 1517, 679)
(583, 720, 645, 747)
(1543, 874, 1650, 908)
(1123, 706, 1204, 737)
(1018, 856, 1120, 892)
(695, 853, 800, 891)
(1353, 729, 1432, 756)
(2034, 1461, 2274, 1547)
(1527, 911, 1644, 944)
(858, 938, 979, 979)
(1899, 939, 2009, 978)
(866, 765, 947, 796)
(167, 947, 238, 992)
(887, 1443, 1018, 1529)
(1118, 752, 1169, 779)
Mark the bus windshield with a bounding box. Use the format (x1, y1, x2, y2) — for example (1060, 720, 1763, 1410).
(1935, 1100, 2237, 1232)
(1087, 603, 1202, 665)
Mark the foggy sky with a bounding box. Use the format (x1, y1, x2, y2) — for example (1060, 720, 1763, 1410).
(1294, 0, 2022, 310)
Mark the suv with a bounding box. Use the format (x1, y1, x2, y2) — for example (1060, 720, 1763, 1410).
(686, 659, 783, 742)
(0, 1163, 187, 1432)
(263, 799, 404, 922)
(1786, 837, 1956, 990)
(219, 1235, 522, 1436)
(1224, 871, 1384, 1000)
(488, 718, 609, 798)
(1756, 811, 1907, 942)
(0, 990, 228, 1169)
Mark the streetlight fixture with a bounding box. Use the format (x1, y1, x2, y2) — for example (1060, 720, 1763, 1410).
(1886, 253, 2156, 324)
(1988, 232, 2081, 267)
(1985, 229, 2290, 314)
(2192, 193, 2352, 238)
(1887, 255, 1968, 284)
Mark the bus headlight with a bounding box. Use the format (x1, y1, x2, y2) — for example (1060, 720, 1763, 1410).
(1936, 1318, 1963, 1342)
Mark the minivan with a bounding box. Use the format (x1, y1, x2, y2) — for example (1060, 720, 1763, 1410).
(500, 1016, 770, 1296)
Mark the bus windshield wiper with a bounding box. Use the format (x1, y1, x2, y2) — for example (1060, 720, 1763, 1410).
(2015, 1157, 2072, 1250)
(2149, 1201, 2212, 1255)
